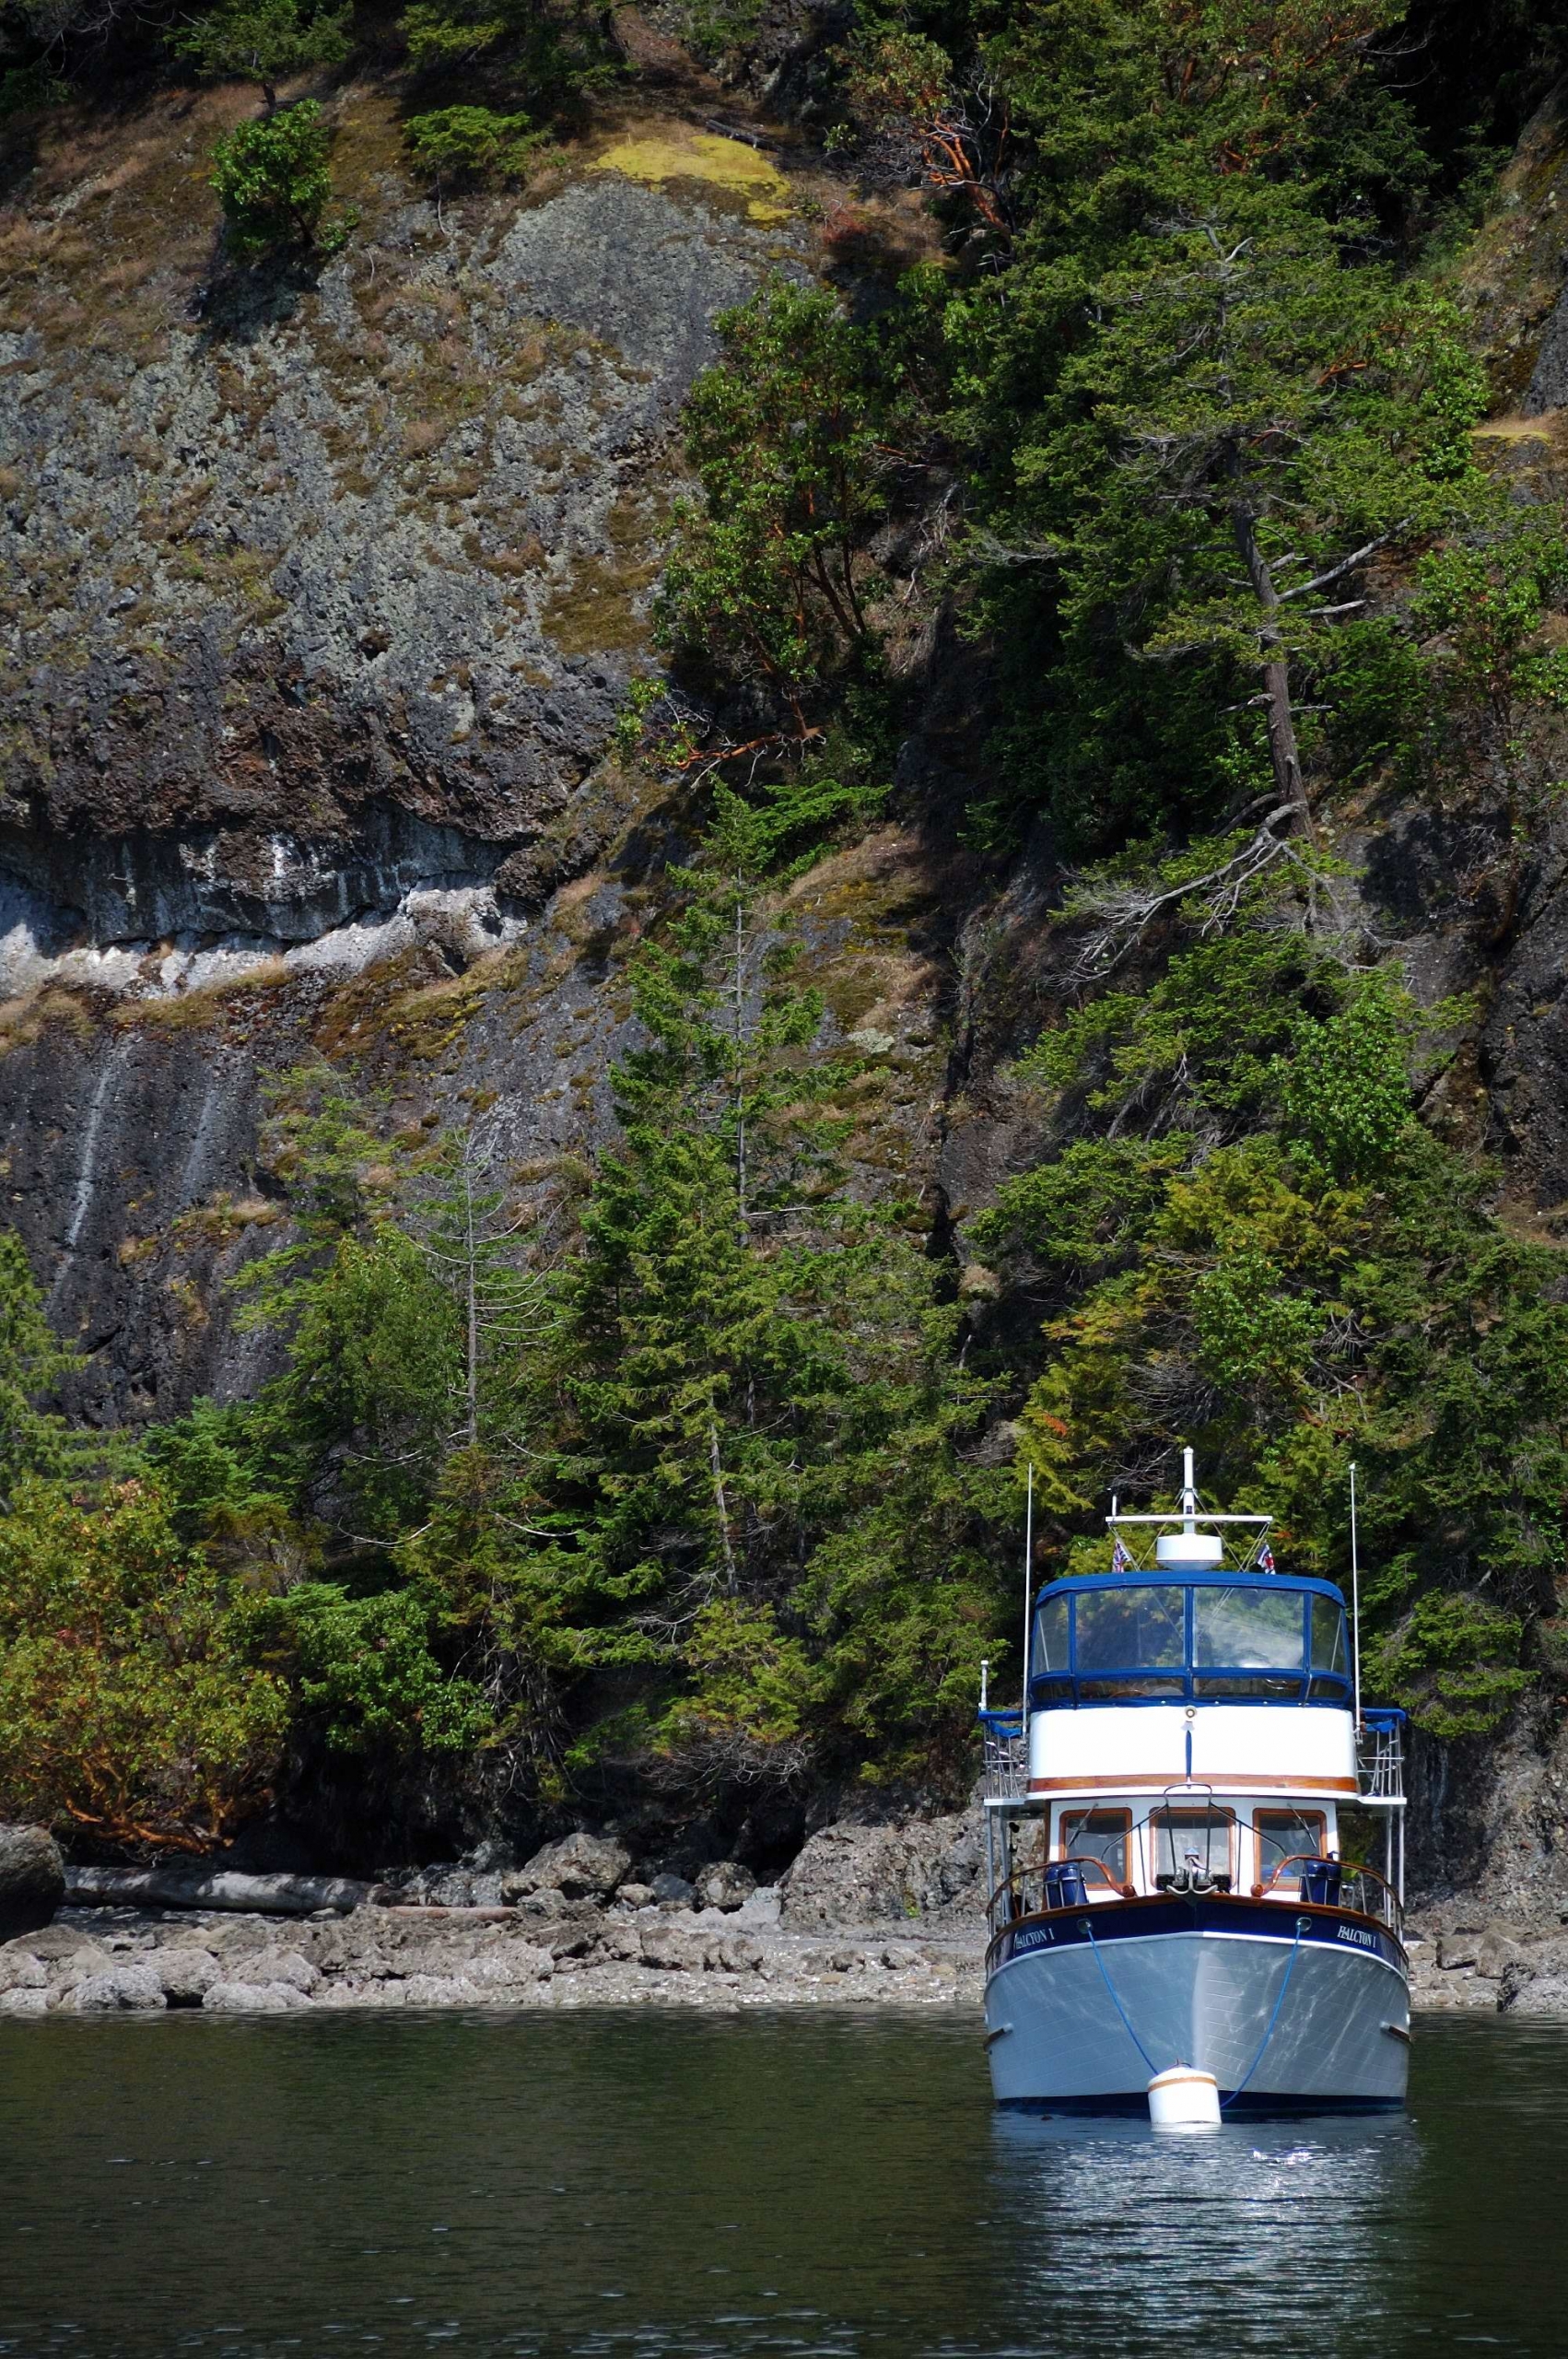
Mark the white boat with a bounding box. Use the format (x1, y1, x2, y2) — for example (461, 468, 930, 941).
(980, 1452, 1410, 2119)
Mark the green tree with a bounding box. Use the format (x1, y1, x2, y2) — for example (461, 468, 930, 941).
(975, 897, 1568, 1737)
(396, 0, 616, 111)
(0, 1229, 82, 1497)
(210, 99, 346, 257)
(656, 281, 888, 730)
(549, 792, 1011, 1789)
(171, 0, 350, 111)
(0, 1476, 289, 1851)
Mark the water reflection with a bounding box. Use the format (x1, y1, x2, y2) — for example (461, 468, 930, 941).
(0, 2010, 1560, 2357)
(991, 2111, 1413, 2356)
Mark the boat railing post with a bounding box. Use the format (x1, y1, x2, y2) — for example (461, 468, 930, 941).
(1350, 1460, 1363, 1735)
(1021, 1463, 1033, 1745)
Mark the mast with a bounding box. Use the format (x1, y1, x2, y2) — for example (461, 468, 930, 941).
(1180, 1444, 1198, 1531)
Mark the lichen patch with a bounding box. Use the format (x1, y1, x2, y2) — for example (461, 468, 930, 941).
(590, 127, 791, 222)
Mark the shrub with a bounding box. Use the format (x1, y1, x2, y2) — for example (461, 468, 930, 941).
(0, 1478, 289, 1852)
(403, 103, 547, 185)
(210, 100, 348, 259)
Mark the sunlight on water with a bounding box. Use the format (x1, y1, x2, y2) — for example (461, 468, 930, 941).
(0, 2010, 1557, 2357)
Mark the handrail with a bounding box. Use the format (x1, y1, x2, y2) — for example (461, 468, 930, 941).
(1250, 1850, 1334, 1895)
(1250, 1851, 1401, 1936)
(1054, 1854, 1136, 1901)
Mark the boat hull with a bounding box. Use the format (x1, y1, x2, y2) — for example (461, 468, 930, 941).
(985, 1895, 1409, 2116)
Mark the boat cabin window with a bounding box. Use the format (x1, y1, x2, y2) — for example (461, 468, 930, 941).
(1073, 1586, 1185, 1699)
(1309, 1596, 1349, 1696)
(1028, 1577, 1352, 1708)
(1151, 1808, 1234, 1889)
(1255, 1810, 1327, 1890)
(1192, 1586, 1304, 1698)
(1059, 1809, 1131, 1884)
(1035, 1594, 1070, 1673)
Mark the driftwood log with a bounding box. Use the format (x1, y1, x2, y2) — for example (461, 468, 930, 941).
(66, 1866, 373, 1917)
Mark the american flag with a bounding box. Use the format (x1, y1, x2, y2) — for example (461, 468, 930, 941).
(1111, 1536, 1132, 1572)
(1257, 1541, 1277, 1573)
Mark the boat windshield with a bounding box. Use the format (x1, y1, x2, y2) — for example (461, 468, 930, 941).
(1029, 1578, 1351, 1708)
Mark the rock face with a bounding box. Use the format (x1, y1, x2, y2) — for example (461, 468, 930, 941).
(778, 1815, 985, 1932)
(0, 84, 817, 1424)
(0, 1826, 65, 1940)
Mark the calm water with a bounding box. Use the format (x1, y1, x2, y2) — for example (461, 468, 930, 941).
(0, 2007, 1558, 2356)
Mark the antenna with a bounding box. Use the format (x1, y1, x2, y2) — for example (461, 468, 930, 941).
(1180, 1443, 1197, 1532)
(1350, 1460, 1363, 1731)
(1021, 1462, 1034, 1730)
(979, 1658, 989, 1713)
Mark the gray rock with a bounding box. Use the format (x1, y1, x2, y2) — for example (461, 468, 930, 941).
(18, 1925, 99, 1962)
(402, 1974, 481, 2007)
(156, 1949, 220, 2005)
(0, 1826, 64, 1940)
(204, 1979, 310, 2013)
(509, 1833, 631, 1900)
(650, 1872, 698, 1909)
(697, 1862, 757, 1913)
(639, 1921, 710, 1973)
(1500, 1962, 1568, 2014)
(731, 1884, 783, 1930)
(245, 1948, 320, 1994)
(710, 1932, 765, 1975)
(779, 1816, 984, 1932)
(513, 1884, 568, 1920)
(0, 1988, 47, 2016)
(71, 1964, 167, 2013)
(0, 1948, 46, 1995)
(1475, 1930, 1527, 1980)
(1437, 1931, 1479, 1970)
(617, 1883, 654, 1910)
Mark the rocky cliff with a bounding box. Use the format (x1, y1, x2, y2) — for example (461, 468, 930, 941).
(9, 28, 1568, 1904)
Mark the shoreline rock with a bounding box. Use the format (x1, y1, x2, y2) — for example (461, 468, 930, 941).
(0, 1825, 65, 1941)
(0, 1900, 984, 2017)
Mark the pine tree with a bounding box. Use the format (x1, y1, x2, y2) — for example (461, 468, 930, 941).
(551, 792, 1011, 1789)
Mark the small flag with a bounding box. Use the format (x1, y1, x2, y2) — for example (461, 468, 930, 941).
(1257, 1541, 1276, 1574)
(1111, 1536, 1132, 1573)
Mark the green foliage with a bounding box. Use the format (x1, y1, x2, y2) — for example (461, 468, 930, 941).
(980, 888, 1568, 1735)
(1411, 516, 1568, 757)
(0, 1229, 83, 1492)
(171, 0, 350, 104)
(655, 279, 889, 722)
(251, 1582, 490, 1755)
(396, 0, 617, 116)
(1365, 1593, 1530, 1742)
(539, 817, 1012, 1785)
(0, 1476, 288, 1851)
(1276, 975, 1418, 1182)
(404, 103, 546, 184)
(210, 100, 347, 258)
(0, 60, 68, 113)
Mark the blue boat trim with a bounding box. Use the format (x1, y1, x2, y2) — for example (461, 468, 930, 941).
(996, 2092, 1406, 2119)
(989, 1892, 1407, 1977)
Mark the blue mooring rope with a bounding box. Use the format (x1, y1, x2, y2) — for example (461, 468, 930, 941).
(1082, 1912, 1307, 2112)
(1082, 1920, 1162, 2078)
(1221, 1918, 1306, 2112)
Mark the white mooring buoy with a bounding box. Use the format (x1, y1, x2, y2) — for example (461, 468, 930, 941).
(1146, 2066, 1222, 2132)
